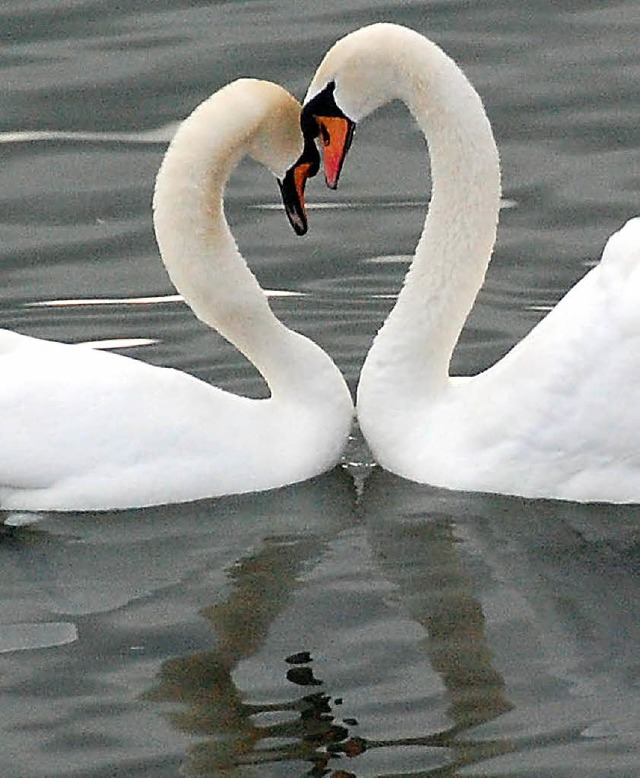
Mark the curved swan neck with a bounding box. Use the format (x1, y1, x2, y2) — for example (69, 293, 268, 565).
(152, 81, 320, 398)
(390, 39, 501, 392)
(154, 82, 275, 338)
(319, 25, 501, 398)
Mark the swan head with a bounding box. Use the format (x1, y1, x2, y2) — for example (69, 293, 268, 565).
(300, 82, 356, 190)
(162, 79, 319, 236)
(229, 80, 320, 236)
(293, 24, 416, 189)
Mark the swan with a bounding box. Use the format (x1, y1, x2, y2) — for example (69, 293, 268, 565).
(296, 23, 640, 503)
(0, 79, 353, 512)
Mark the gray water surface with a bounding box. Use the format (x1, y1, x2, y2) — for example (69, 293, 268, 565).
(2, 1, 640, 776)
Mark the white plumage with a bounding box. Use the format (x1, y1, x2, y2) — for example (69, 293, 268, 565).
(0, 80, 353, 512)
(304, 24, 640, 503)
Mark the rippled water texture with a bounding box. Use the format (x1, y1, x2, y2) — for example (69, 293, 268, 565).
(2, 1, 640, 776)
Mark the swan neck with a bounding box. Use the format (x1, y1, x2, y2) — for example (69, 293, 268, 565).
(152, 95, 301, 396)
(363, 33, 501, 398)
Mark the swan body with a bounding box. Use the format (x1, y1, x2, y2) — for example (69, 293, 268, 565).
(302, 24, 640, 503)
(1, 79, 353, 512)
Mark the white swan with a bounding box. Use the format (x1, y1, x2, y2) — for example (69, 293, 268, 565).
(297, 23, 640, 503)
(0, 79, 353, 512)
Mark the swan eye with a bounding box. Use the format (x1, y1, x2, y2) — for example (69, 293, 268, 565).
(300, 83, 356, 189)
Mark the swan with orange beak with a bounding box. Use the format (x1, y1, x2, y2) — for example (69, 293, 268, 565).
(283, 23, 640, 504)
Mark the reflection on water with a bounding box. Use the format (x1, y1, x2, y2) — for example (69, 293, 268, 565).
(364, 472, 640, 776)
(111, 466, 640, 777)
(0, 470, 358, 776)
(147, 541, 363, 776)
(142, 480, 513, 777)
(3, 458, 640, 775)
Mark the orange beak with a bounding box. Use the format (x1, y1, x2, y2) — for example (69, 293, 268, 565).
(279, 139, 320, 236)
(316, 115, 356, 189)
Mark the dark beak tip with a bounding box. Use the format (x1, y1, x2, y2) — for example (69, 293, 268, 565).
(290, 209, 308, 236)
(278, 176, 308, 236)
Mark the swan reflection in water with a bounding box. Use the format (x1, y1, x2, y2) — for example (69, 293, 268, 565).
(138, 464, 640, 777)
(3, 457, 640, 775)
(143, 481, 512, 776)
(0, 469, 355, 771)
(363, 471, 640, 776)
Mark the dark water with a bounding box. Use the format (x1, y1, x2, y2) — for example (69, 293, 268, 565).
(3, 1, 640, 776)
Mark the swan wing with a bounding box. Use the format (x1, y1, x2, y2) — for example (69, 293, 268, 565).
(464, 219, 640, 499)
(0, 330, 268, 509)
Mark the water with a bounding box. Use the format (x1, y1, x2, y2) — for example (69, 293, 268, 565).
(2, 1, 640, 775)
